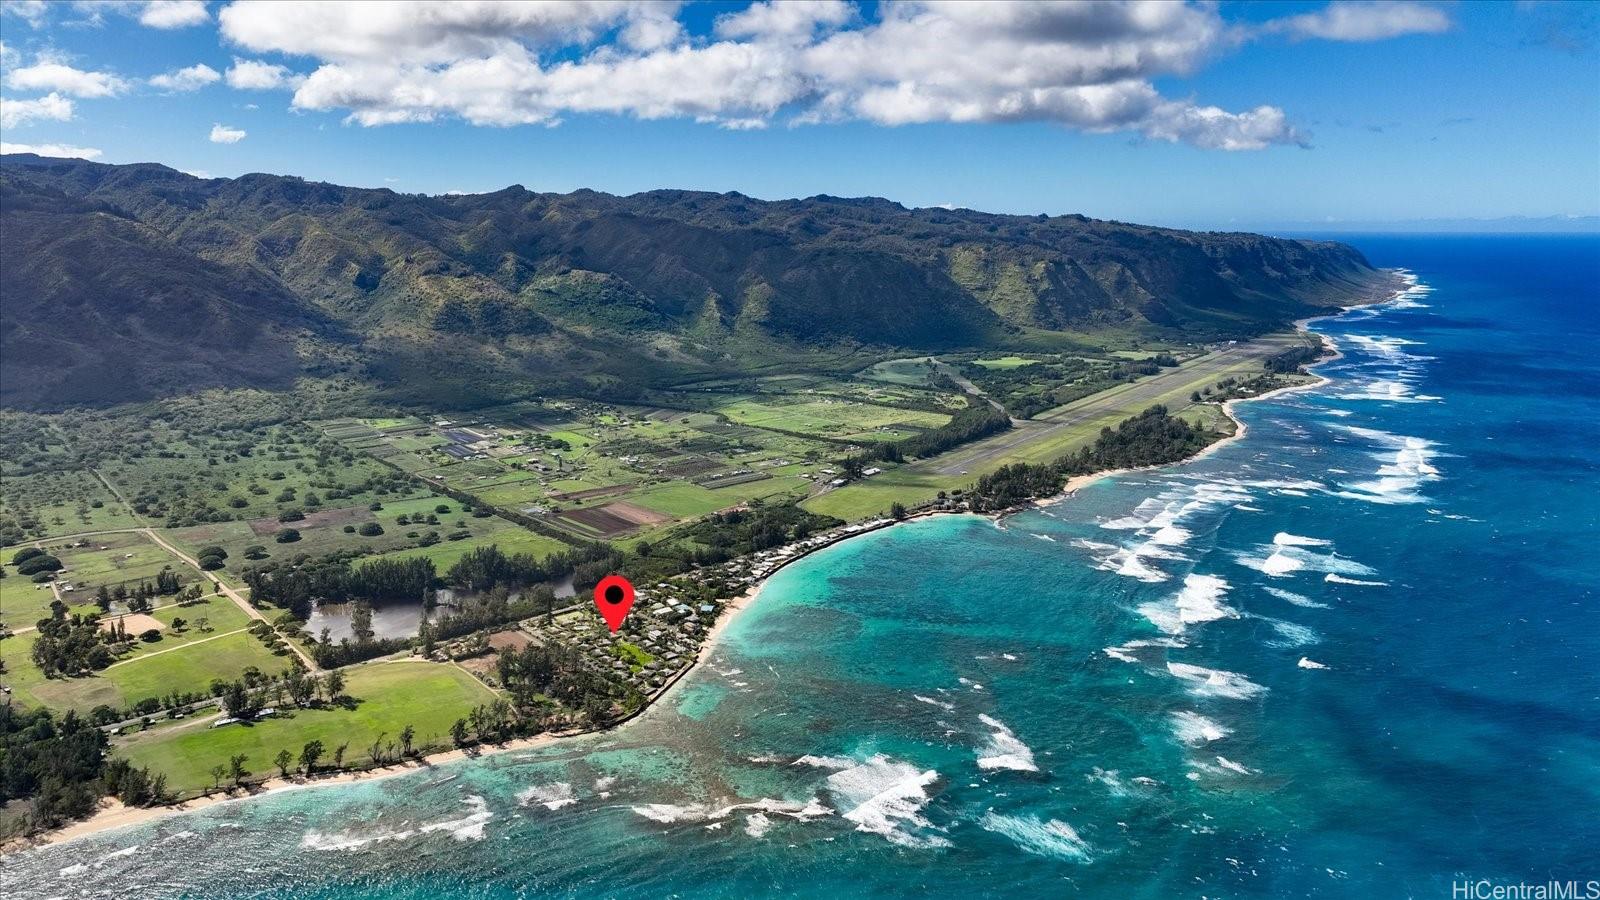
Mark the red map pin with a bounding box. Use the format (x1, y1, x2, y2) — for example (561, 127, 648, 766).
(593, 574, 635, 633)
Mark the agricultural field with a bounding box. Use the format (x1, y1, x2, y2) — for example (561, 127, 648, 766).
(116, 660, 499, 796)
(161, 492, 565, 581)
(0, 469, 141, 542)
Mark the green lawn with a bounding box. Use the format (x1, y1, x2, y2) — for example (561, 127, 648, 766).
(116, 660, 499, 796)
(1, 618, 288, 714)
(802, 469, 957, 521)
(971, 356, 1041, 369)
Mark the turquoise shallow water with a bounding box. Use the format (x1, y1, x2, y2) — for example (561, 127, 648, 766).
(4, 235, 1597, 898)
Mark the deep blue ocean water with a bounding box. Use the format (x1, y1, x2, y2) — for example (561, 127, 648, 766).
(5, 235, 1597, 898)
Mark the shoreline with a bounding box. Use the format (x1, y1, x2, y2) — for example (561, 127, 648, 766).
(10, 273, 1408, 855)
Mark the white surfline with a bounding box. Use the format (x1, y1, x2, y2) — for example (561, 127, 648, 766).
(301, 796, 492, 852)
(1137, 573, 1236, 635)
(1262, 586, 1329, 609)
(979, 812, 1093, 861)
(825, 755, 949, 848)
(976, 714, 1038, 772)
(1166, 662, 1268, 700)
(1325, 573, 1387, 586)
(516, 782, 577, 811)
(1171, 710, 1230, 745)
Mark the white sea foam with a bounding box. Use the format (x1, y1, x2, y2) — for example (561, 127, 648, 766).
(1325, 573, 1387, 586)
(979, 812, 1092, 862)
(1274, 532, 1331, 547)
(1166, 662, 1267, 700)
(1171, 711, 1230, 745)
(517, 782, 577, 811)
(1214, 756, 1257, 776)
(976, 714, 1038, 772)
(1030, 532, 1057, 542)
(1263, 586, 1329, 609)
(825, 755, 948, 848)
(1235, 543, 1378, 581)
(1298, 657, 1330, 669)
(913, 694, 955, 711)
(792, 754, 856, 770)
(1263, 617, 1320, 648)
(633, 797, 832, 826)
(1333, 425, 1443, 504)
(744, 813, 772, 838)
(1138, 573, 1236, 635)
(301, 796, 492, 851)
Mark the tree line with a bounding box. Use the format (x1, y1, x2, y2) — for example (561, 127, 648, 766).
(966, 405, 1218, 512)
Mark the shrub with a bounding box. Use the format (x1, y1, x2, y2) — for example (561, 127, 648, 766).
(343, 524, 356, 533)
(357, 522, 384, 537)
(198, 546, 228, 561)
(11, 547, 46, 565)
(18, 554, 63, 576)
(243, 545, 269, 560)
(274, 528, 301, 544)
(139, 629, 163, 643)
(435, 504, 451, 514)
(199, 555, 225, 571)
(278, 508, 305, 523)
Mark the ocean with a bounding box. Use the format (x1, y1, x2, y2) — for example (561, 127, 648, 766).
(5, 234, 1597, 898)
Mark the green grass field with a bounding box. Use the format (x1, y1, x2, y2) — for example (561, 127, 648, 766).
(116, 660, 499, 796)
(713, 396, 949, 443)
(971, 356, 1041, 369)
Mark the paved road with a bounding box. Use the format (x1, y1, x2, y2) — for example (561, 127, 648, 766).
(921, 334, 1299, 476)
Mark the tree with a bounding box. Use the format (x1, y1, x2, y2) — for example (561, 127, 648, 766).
(274, 748, 292, 778)
(357, 522, 384, 537)
(285, 670, 315, 707)
(450, 718, 469, 748)
(210, 764, 226, 791)
(332, 742, 348, 768)
(324, 669, 346, 701)
(171, 617, 187, 632)
(299, 740, 324, 776)
(350, 600, 374, 643)
(228, 753, 249, 788)
(274, 528, 301, 544)
(367, 732, 387, 766)
(195, 616, 210, 633)
(399, 724, 415, 757)
(889, 502, 908, 520)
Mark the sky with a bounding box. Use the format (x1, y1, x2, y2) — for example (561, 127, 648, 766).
(0, 0, 1596, 231)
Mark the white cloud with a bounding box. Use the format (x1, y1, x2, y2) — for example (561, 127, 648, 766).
(209, 122, 247, 143)
(218, 0, 646, 62)
(140, 0, 210, 29)
(6, 61, 129, 98)
(225, 58, 302, 90)
(715, 0, 854, 43)
(0, 91, 74, 127)
(149, 62, 221, 92)
(0, 41, 16, 68)
(1264, 1, 1452, 42)
(1, 1, 49, 28)
(216, 0, 1440, 150)
(0, 140, 102, 159)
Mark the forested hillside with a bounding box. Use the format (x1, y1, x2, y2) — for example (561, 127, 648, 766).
(0, 154, 1392, 410)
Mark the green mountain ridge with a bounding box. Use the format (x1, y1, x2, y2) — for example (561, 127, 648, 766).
(0, 154, 1393, 410)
